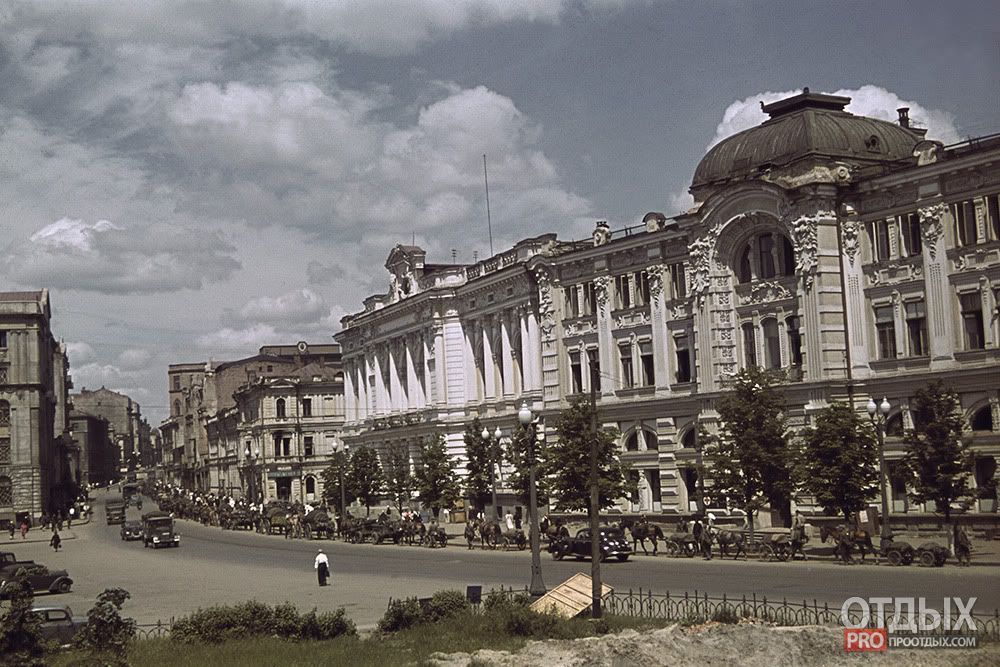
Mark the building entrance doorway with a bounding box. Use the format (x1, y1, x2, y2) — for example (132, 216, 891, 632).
(276, 478, 292, 501)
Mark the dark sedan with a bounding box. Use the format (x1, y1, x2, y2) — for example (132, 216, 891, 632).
(0, 563, 73, 598)
(120, 521, 143, 541)
(548, 527, 632, 562)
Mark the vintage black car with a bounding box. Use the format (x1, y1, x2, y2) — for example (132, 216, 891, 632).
(120, 521, 143, 541)
(548, 527, 632, 562)
(30, 604, 88, 645)
(0, 563, 73, 598)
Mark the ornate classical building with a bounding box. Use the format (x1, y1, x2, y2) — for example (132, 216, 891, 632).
(335, 90, 1000, 520)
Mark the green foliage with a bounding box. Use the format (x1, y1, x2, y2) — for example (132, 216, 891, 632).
(504, 424, 549, 508)
(423, 590, 470, 623)
(795, 403, 879, 521)
(711, 605, 741, 624)
(73, 588, 137, 664)
(462, 418, 494, 513)
(902, 381, 974, 522)
(414, 434, 461, 518)
(383, 441, 415, 515)
(347, 446, 384, 516)
(499, 606, 588, 640)
(481, 590, 531, 613)
(320, 450, 351, 513)
(545, 399, 634, 512)
(171, 601, 356, 643)
(706, 367, 793, 528)
(0, 569, 46, 666)
(378, 598, 422, 633)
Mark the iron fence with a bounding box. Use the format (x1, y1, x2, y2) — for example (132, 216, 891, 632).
(135, 619, 173, 640)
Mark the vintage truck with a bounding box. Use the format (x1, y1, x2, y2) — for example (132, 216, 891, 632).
(105, 497, 126, 525)
(142, 511, 180, 548)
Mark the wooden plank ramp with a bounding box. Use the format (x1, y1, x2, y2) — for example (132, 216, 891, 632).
(530, 572, 613, 618)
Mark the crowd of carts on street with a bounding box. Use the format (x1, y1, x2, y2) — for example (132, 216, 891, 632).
(142, 483, 971, 567)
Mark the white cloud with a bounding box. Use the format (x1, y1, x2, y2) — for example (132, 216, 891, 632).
(195, 323, 280, 355)
(2, 217, 242, 294)
(65, 341, 96, 365)
(239, 288, 328, 324)
(708, 85, 961, 149)
(117, 348, 152, 369)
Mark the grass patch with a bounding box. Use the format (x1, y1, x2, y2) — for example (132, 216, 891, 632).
(47, 610, 666, 667)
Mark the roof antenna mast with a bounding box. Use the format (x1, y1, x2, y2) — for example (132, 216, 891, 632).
(483, 154, 494, 257)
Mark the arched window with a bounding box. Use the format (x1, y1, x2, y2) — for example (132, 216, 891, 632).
(737, 246, 753, 283)
(681, 429, 697, 449)
(173, 400, 181, 416)
(0, 476, 12, 506)
(644, 431, 658, 451)
(305, 476, 316, 496)
(758, 234, 777, 279)
(971, 406, 994, 432)
(885, 413, 904, 437)
(0, 401, 8, 428)
(742, 322, 757, 367)
(762, 319, 781, 369)
(625, 432, 639, 452)
(734, 233, 795, 283)
(276, 398, 286, 418)
(781, 236, 795, 276)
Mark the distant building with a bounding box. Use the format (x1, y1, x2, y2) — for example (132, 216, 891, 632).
(0, 290, 74, 520)
(68, 411, 116, 486)
(335, 91, 1000, 522)
(71, 387, 147, 476)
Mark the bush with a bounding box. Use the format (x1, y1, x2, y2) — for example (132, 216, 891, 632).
(171, 602, 355, 643)
(74, 588, 137, 664)
(0, 569, 46, 666)
(378, 598, 422, 633)
(423, 590, 470, 623)
(711, 605, 741, 624)
(482, 589, 530, 613)
(502, 606, 568, 638)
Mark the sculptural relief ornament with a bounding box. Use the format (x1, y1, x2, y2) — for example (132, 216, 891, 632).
(840, 219, 862, 266)
(594, 275, 613, 312)
(646, 265, 668, 300)
(532, 267, 556, 337)
(790, 211, 832, 290)
(918, 203, 948, 260)
(687, 230, 717, 303)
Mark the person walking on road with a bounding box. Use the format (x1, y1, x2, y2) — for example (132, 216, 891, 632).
(314, 548, 330, 586)
(19, 520, 29, 539)
(50, 529, 61, 551)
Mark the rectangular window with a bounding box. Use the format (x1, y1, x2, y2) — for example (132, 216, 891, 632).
(900, 213, 922, 257)
(669, 263, 687, 300)
(302, 398, 312, 417)
(988, 194, 1000, 242)
(618, 343, 633, 388)
(960, 292, 985, 350)
(273, 433, 282, 457)
(586, 348, 600, 391)
(582, 282, 596, 316)
(172, 375, 180, 391)
(0, 331, 6, 348)
(304, 436, 314, 457)
(763, 320, 781, 369)
(905, 301, 928, 357)
(569, 351, 583, 394)
(564, 286, 580, 318)
(634, 271, 650, 306)
(282, 437, 291, 457)
(639, 341, 655, 386)
(758, 234, 777, 278)
(674, 335, 692, 383)
(871, 219, 892, 261)
(742, 322, 758, 367)
(615, 274, 632, 310)
(0, 438, 10, 464)
(954, 200, 978, 246)
(786, 316, 803, 367)
(874, 305, 897, 359)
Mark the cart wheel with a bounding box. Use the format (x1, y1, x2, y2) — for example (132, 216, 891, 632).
(886, 550, 902, 566)
(919, 551, 936, 567)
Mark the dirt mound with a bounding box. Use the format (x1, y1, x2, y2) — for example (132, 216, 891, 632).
(428, 623, 1000, 667)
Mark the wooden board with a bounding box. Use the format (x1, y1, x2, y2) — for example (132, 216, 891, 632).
(530, 572, 613, 618)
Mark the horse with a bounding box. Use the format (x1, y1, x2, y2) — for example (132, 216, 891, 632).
(629, 519, 664, 556)
(477, 518, 503, 549)
(540, 516, 569, 544)
(820, 524, 876, 564)
(714, 529, 746, 559)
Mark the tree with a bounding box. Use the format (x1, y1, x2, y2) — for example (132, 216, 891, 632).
(74, 588, 137, 666)
(795, 403, 879, 521)
(545, 399, 634, 512)
(505, 423, 549, 508)
(320, 449, 352, 514)
(414, 434, 461, 519)
(346, 446, 383, 516)
(706, 367, 793, 529)
(0, 569, 46, 666)
(462, 418, 493, 514)
(383, 441, 415, 515)
(902, 381, 974, 524)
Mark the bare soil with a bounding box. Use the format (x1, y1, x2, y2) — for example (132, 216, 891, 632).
(428, 621, 1000, 667)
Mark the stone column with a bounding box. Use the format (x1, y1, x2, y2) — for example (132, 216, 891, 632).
(918, 202, 956, 367)
(343, 360, 356, 422)
(594, 275, 615, 396)
(500, 311, 514, 397)
(647, 265, 672, 392)
(405, 337, 419, 411)
(839, 207, 871, 378)
(482, 317, 496, 400)
(526, 310, 542, 392)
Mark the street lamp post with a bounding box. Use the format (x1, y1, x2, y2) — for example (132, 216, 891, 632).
(481, 425, 503, 520)
(518, 402, 545, 597)
(694, 438, 706, 515)
(867, 396, 892, 545)
(244, 446, 261, 503)
(337, 441, 350, 520)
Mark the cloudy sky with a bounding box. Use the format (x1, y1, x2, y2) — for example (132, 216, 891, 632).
(1, 0, 996, 425)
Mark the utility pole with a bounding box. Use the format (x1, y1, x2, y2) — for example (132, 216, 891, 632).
(589, 359, 602, 618)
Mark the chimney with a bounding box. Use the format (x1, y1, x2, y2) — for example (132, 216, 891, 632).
(897, 107, 910, 128)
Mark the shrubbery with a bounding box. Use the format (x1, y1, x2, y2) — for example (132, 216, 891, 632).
(377, 597, 423, 633)
(0, 570, 46, 666)
(171, 601, 356, 643)
(74, 588, 138, 665)
(423, 590, 470, 623)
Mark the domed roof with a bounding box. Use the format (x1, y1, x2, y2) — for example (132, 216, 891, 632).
(692, 91, 925, 190)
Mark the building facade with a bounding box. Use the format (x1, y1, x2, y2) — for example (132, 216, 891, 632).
(335, 91, 1000, 520)
(0, 290, 74, 520)
(68, 411, 117, 486)
(71, 387, 147, 477)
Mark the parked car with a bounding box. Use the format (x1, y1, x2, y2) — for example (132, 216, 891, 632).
(29, 604, 88, 645)
(0, 551, 36, 574)
(548, 527, 633, 562)
(0, 563, 73, 598)
(120, 521, 143, 541)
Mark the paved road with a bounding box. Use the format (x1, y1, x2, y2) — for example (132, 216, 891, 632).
(8, 492, 999, 629)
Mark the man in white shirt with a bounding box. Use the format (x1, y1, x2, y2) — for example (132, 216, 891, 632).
(314, 548, 330, 586)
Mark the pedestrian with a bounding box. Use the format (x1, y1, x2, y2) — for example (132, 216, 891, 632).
(7, 521, 14, 540)
(50, 530, 61, 552)
(68, 506, 75, 528)
(19, 520, 28, 539)
(703, 513, 715, 560)
(314, 548, 330, 586)
(954, 524, 971, 566)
